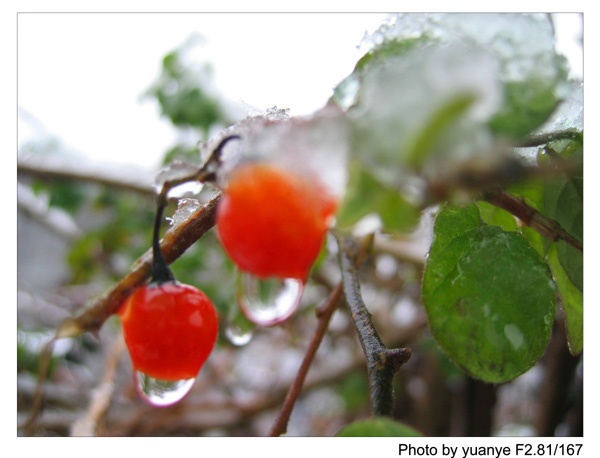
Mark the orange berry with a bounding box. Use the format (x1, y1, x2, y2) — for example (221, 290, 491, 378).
(216, 162, 337, 281)
(119, 282, 218, 381)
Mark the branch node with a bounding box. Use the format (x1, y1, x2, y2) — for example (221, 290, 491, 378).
(385, 347, 412, 373)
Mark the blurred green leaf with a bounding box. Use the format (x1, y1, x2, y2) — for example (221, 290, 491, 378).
(336, 418, 423, 437)
(489, 80, 561, 139)
(146, 43, 232, 135)
(422, 204, 555, 383)
(406, 93, 477, 169)
(335, 163, 421, 233)
(161, 143, 201, 166)
(337, 372, 370, 412)
(547, 244, 582, 355)
(476, 201, 518, 232)
(506, 178, 548, 256)
(354, 36, 430, 72)
(543, 142, 583, 291)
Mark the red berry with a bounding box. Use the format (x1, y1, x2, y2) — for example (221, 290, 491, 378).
(216, 162, 337, 281)
(118, 282, 218, 381)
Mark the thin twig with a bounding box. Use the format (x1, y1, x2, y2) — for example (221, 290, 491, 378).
(268, 283, 344, 436)
(335, 234, 411, 417)
(268, 234, 374, 436)
(70, 331, 126, 436)
(517, 129, 582, 148)
(22, 337, 56, 436)
(482, 189, 583, 253)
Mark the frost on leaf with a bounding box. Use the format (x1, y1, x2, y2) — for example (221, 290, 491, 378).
(334, 13, 570, 204)
(349, 42, 501, 192)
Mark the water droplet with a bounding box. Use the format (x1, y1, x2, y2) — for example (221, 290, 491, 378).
(238, 273, 304, 326)
(504, 324, 524, 350)
(154, 160, 203, 198)
(135, 371, 195, 407)
(225, 323, 253, 346)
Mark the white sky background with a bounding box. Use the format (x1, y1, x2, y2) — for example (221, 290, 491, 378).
(17, 13, 582, 170)
(17, 13, 389, 169)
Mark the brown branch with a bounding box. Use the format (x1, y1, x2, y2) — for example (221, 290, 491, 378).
(55, 192, 222, 338)
(335, 234, 412, 417)
(268, 234, 374, 436)
(482, 189, 583, 253)
(534, 318, 581, 436)
(24, 193, 221, 434)
(268, 283, 344, 436)
(17, 157, 156, 196)
(22, 338, 57, 436)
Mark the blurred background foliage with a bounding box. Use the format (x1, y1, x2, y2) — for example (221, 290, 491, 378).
(17, 14, 582, 437)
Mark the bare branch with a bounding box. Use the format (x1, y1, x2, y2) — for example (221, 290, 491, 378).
(335, 234, 411, 417)
(17, 156, 156, 196)
(268, 283, 344, 436)
(483, 189, 582, 253)
(70, 332, 126, 436)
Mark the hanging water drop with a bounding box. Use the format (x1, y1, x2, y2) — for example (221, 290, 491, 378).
(225, 322, 254, 346)
(238, 273, 304, 326)
(154, 160, 204, 199)
(135, 371, 195, 407)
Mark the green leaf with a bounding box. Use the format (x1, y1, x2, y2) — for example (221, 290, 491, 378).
(422, 204, 555, 383)
(335, 163, 421, 233)
(476, 201, 518, 233)
(354, 36, 430, 72)
(547, 244, 583, 355)
(507, 179, 549, 256)
(331, 36, 430, 108)
(336, 418, 423, 437)
(543, 144, 583, 291)
(405, 93, 478, 169)
(337, 372, 370, 412)
(489, 80, 561, 138)
(427, 202, 482, 251)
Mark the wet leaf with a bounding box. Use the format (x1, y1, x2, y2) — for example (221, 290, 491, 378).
(547, 244, 582, 355)
(336, 418, 423, 437)
(422, 204, 555, 383)
(543, 143, 583, 291)
(489, 80, 561, 139)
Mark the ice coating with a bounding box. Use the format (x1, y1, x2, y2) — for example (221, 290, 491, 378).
(364, 13, 564, 85)
(167, 198, 202, 226)
(154, 159, 203, 198)
(204, 104, 349, 201)
(350, 41, 500, 188)
(540, 80, 583, 132)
